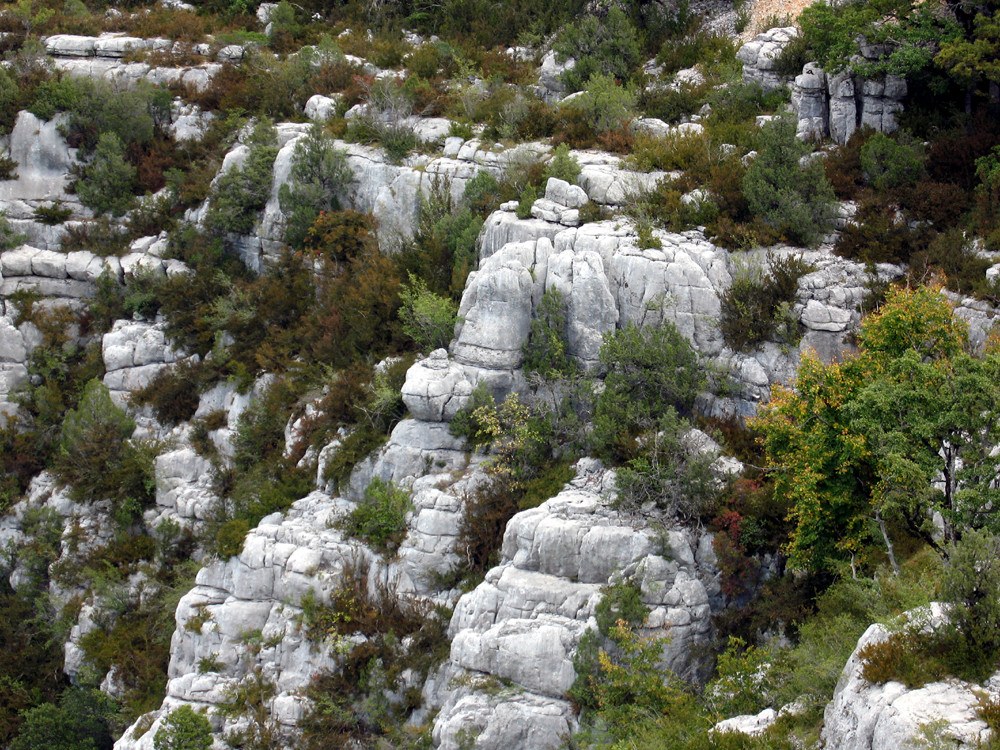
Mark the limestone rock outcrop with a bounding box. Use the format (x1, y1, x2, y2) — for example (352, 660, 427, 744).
(737, 29, 909, 145)
(822, 606, 997, 750)
(737, 26, 799, 92)
(102, 319, 191, 406)
(424, 459, 722, 750)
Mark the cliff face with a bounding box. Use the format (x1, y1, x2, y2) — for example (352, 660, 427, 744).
(3, 22, 999, 750)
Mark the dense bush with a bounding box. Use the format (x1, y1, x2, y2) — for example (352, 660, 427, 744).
(10, 688, 114, 750)
(54, 379, 156, 523)
(338, 478, 412, 554)
(657, 30, 736, 76)
(742, 117, 836, 247)
(74, 132, 137, 217)
(153, 706, 213, 750)
(940, 531, 1000, 678)
(522, 287, 577, 380)
(544, 143, 582, 184)
(720, 253, 810, 352)
(397, 274, 459, 353)
(593, 320, 705, 455)
(0, 210, 25, 251)
(205, 119, 279, 236)
(278, 124, 351, 249)
(614, 408, 718, 519)
(554, 7, 642, 92)
(859, 131, 925, 191)
(567, 73, 637, 134)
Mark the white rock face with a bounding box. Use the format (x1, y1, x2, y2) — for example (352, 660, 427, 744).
(822, 606, 996, 750)
(714, 708, 778, 737)
(0, 112, 79, 223)
(102, 319, 190, 406)
(792, 62, 829, 140)
(425, 460, 722, 750)
(402, 350, 473, 422)
(151, 448, 219, 529)
(737, 27, 798, 92)
(303, 93, 343, 121)
(216, 129, 549, 269)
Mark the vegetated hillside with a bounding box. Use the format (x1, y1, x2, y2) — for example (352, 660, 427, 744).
(1, 0, 1000, 748)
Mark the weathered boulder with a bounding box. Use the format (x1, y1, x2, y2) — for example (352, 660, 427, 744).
(452, 246, 537, 370)
(822, 606, 996, 749)
(737, 27, 798, 93)
(545, 248, 618, 367)
(714, 708, 778, 737)
(793, 62, 828, 140)
(401, 350, 474, 422)
(102, 319, 196, 415)
(536, 50, 572, 102)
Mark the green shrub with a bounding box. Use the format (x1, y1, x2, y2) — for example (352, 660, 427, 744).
(0, 67, 18, 136)
(215, 518, 250, 559)
(544, 143, 581, 184)
(29, 76, 85, 122)
(339, 478, 412, 554)
(706, 81, 788, 128)
(567, 73, 637, 134)
(614, 408, 718, 520)
(705, 636, 775, 718)
(860, 131, 925, 191)
(55, 379, 145, 506)
(30, 77, 162, 152)
(522, 287, 577, 380)
(0, 210, 25, 251)
(32, 203, 73, 225)
(941, 531, 1000, 679)
(232, 379, 299, 472)
(742, 117, 836, 247)
(639, 84, 704, 125)
(448, 382, 495, 440)
(462, 170, 502, 214)
(594, 582, 648, 637)
(554, 7, 642, 92)
(569, 619, 687, 734)
(468, 393, 555, 485)
(10, 688, 114, 750)
(0, 155, 17, 181)
(153, 706, 213, 750)
(515, 183, 537, 219)
(593, 321, 705, 455)
(205, 119, 278, 236)
(405, 44, 443, 79)
(720, 253, 810, 352)
(278, 123, 351, 249)
(657, 30, 736, 76)
(908, 228, 996, 302)
(398, 273, 459, 353)
(74, 132, 137, 217)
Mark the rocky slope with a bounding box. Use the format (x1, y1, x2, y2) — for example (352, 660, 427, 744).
(2, 17, 1000, 750)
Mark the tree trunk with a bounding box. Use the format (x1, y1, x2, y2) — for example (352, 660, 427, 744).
(876, 510, 900, 576)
